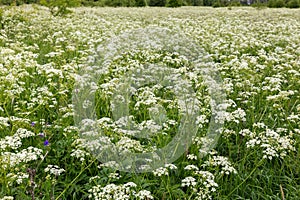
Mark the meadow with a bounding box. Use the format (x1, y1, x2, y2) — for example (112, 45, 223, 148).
(0, 5, 300, 200)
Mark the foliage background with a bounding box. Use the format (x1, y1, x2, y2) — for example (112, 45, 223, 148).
(0, 0, 299, 8)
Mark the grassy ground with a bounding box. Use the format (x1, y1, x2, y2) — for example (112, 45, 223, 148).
(0, 5, 300, 200)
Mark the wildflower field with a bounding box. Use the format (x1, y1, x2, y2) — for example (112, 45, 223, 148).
(0, 5, 300, 200)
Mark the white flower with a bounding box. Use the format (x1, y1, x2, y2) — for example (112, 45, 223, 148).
(70, 149, 90, 162)
(0, 196, 14, 200)
(187, 154, 198, 160)
(108, 172, 121, 180)
(181, 176, 197, 187)
(7, 172, 29, 185)
(164, 163, 177, 170)
(1, 147, 43, 168)
(184, 165, 199, 171)
(202, 155, 237, 175)
(88, 182, 139, 200)
(135, 190, 154, 200)
(44, 165, 65, 176)
(153, 167, 169, 177)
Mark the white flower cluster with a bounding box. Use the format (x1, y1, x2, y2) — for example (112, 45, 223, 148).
(0, 197, 14, 200)
(7, 172, 29, 185)
(152, 163, 177, 177)
(245, 126, 295, 160)
(70, 149, 90, 162)
(0, 128, 35, 150)
(152, 167, 169, 177)
(44, 165, 65, 176)
(108, 172, 122, 180)
(182, 167, 218, 200)
(88, 182, 153, 200)
(266, 90, 296, 101)
(196, 171, 218, 198)
(239, 129, 255, 137)
(0, 117, 10, 129)
(215, 107, 246, 124)
(262, 75, 285, 92)
(202, 155, 237, 175)
(181, 176, 197, 188)
(1, 147, 43, 168)
(287, 113, 299, 124)
(187, 154, 198, 160)
(196, 115, 209, 128)
(99, 161, 120, 169)
(116, 137, 144, 153)
(184, 164, 199, 171)
(89, 175, 101, 183)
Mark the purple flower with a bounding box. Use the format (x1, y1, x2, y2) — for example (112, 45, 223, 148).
(44, 140, 49, 146)
(38, 133, 45, 137)
(31, 122, 36, 127)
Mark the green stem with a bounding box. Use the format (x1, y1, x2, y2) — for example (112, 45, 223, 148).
(55, 159, 96, 200)
(227, 159, 265, 198)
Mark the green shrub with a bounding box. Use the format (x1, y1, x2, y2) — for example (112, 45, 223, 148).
(0, 0, 39, 5)
(82, 0, 146, 7)
(212, 0, 228, 7)
(149, 0, 166, 6)
(135, 0, 147, 6)
(268, 0, 285, 7)
(1, 0, 16, 5)
(40, 0, 81, 16)
(212, 1, 221, 7)
(81, 0, 105, 7)
(228, 0, 241, 6)
(0, 7, 3, 29)
(287, 0, 300, 8)
(104, 0, 133, 7)
(191, 0, 203, 6)
(203, 0, 218, 6)
(166, 0, 183, 7)
(251, 1, 268, 8)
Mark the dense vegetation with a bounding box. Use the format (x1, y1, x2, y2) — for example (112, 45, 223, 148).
(0, 0, 299, 8)
(0, 5, 300, 200)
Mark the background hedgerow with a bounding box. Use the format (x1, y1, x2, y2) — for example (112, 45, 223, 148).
(0, 0, 299, 8)
(0, 5, 300, 200)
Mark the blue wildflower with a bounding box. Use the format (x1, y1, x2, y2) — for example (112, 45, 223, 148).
(44, 140, 49, 146)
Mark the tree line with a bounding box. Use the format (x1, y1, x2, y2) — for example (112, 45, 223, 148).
(0, 0, 299, 8)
